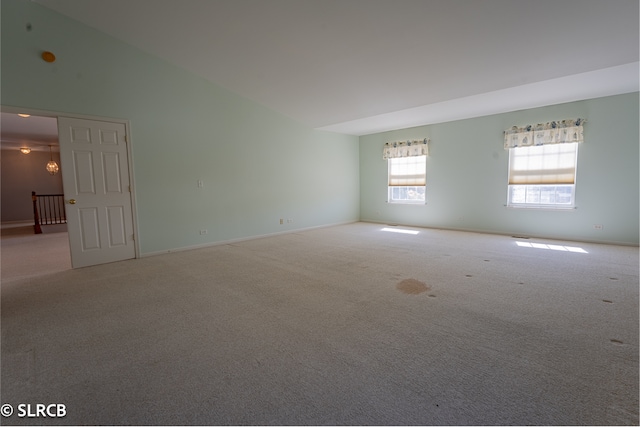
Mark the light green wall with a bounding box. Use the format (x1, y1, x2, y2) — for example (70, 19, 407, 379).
(3, 2, 636, 251)
(1, 0, 359, 254)
(360, 93, 639, 245)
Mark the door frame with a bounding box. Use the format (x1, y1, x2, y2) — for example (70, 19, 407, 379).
(1, 105, 140, 262)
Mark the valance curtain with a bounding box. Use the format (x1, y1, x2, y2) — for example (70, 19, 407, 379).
(382, 138, 429, 160)
(504, 119, 585, 149)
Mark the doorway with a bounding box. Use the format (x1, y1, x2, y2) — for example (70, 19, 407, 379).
(0, 111, 70, 279)
(1, 108, 138, 270)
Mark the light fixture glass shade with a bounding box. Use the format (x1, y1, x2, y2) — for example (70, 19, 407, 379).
(46, 145, 59, 175)
(20, 147, 31, 154)
(46, 160, 59, 175)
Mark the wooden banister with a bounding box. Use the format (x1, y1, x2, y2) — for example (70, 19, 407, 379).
(32, 191, 42, 234)
(32, 191, 67, 234)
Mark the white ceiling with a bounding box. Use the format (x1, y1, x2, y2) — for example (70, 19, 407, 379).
(0, 113, 58, 151)
(19, 0, 640, 136)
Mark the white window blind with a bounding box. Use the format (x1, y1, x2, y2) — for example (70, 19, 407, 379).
(388, 156, 426, 186)
(508, 142, 578, 185)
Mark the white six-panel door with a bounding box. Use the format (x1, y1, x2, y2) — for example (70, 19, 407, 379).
(58, 117, 136, 268)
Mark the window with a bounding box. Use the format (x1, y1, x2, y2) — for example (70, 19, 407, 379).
(507, 142, 578, 208)
(504, 118, 584, 209)
(388, 155, 426, 204)
(383, 138, 429, 204)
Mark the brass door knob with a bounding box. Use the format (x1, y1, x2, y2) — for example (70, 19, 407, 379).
(68, 199, 76, 205)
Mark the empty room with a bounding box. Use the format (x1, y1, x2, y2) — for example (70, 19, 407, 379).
(1, 0, 638, 425)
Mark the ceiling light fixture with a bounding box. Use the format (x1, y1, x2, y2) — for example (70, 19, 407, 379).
(20, 147, 31, 154)
(18, 113, 30, 118)
(46, 145, 59, 175)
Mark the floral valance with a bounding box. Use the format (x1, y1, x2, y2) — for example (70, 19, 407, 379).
(504, 118, 585, 149)
(383, 138, 429, 160)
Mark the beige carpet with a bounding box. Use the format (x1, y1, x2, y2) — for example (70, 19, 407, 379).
(1, 222, 638, 425)
(1, 224, 71, 282)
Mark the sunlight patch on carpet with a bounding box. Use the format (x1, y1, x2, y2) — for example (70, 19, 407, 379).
(381, 227, 420, 235)
(515, 241, 588, 253)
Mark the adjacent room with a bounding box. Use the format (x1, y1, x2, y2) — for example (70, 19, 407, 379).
(1, 0, 638, 425)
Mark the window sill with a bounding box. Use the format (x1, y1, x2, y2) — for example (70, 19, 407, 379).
(387, 201, 426, 206)
(505, 204, 576, 211)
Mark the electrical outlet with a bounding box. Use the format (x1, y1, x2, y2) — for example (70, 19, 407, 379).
(197, 179, 204, 188)
(199, 229, 208, 235)
(279, 218, 284, 225)
(593, 224, 603, 230)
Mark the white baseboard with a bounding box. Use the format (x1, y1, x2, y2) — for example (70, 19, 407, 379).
(1, 220, 34, 229)
(359, 219, 639, 247)
(141, 220, 358, 258)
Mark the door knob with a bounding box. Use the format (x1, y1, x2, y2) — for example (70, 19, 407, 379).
(68, 199, 76, 205)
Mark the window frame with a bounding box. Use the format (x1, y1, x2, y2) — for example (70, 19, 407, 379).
(506, 142, 579, 209)
(507, 184, 576, 209)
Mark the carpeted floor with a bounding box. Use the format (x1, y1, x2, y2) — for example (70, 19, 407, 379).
(1, 222, 638, 425)
(1, 223, 71, 282)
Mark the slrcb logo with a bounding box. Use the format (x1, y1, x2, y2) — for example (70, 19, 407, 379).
(17, 404, 66, 418)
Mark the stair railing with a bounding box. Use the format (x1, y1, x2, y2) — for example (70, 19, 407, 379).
(32, 191, 67, 234)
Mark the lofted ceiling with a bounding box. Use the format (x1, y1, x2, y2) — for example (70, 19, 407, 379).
(14, 0, 640, 136)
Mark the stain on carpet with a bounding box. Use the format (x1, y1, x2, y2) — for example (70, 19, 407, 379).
(396, 278, 431, 295)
